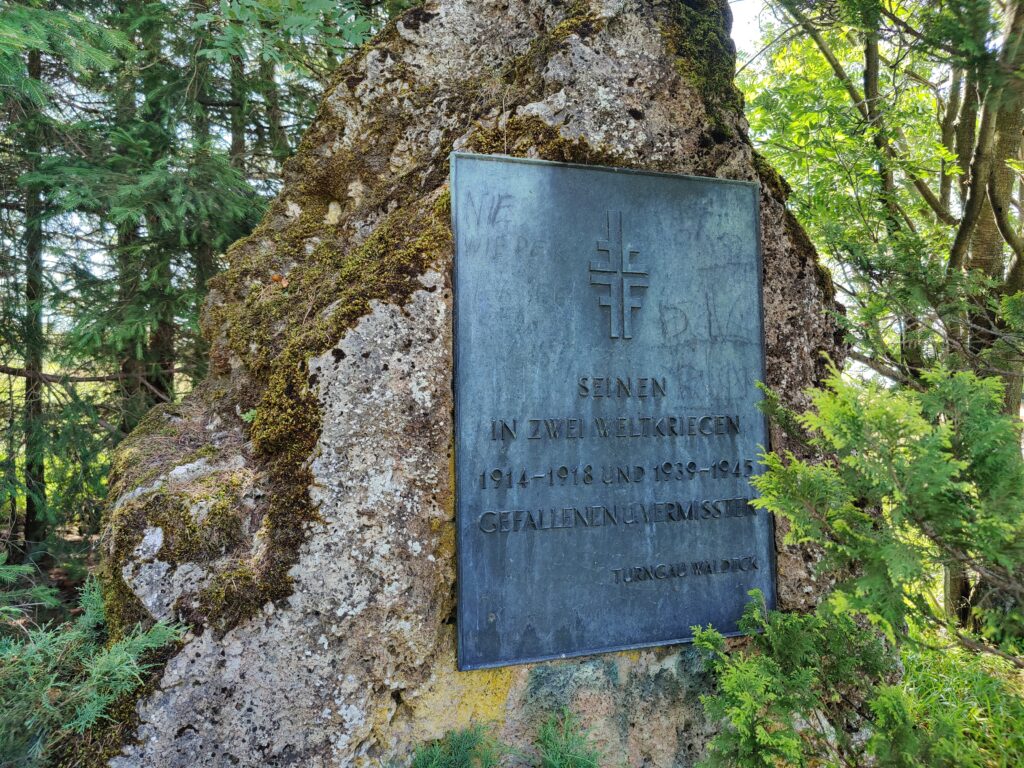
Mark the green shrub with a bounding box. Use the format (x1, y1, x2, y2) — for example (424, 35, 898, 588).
(698, 608, 1024, 768)
(695, 593, 896, 767)
(698, 368, 1024, 767)
(0, 574, 179, 766)
(755, 369, 1024, 652)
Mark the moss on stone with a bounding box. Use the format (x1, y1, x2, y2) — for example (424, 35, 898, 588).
(662, 0, 743, 113)
(108, 480, 247, 566)
(99, 392, 244, 639)
(465, 115, 619, 165)
(753, 149, 791, 200)
(96, 561, 152, 644)
(106, 405, 185, 501)
(192, 181, 455, 632)
(172, 1, 620, 635)
(99, 462, 258, 648)
(503, 2, 605, 89)
(195, 562, 265, 633)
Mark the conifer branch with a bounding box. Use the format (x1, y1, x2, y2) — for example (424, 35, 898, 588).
(0, 365, 186, 383)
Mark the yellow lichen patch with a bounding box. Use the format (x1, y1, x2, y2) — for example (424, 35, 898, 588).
(392, 649, 515, 743)
(616, 649, 642, 663)
(434, 523, 456, 565)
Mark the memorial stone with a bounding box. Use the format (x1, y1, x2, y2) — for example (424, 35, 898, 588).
(100, 1, 844, 765)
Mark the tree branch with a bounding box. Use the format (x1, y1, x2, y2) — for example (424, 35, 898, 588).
(0, 364, 187, 384)
(880, 7, 965, 60)
(780, 0, 869, 121)
(940, 68, 963, 211)
(737, 22, 801, 76)
(783, 1, 958, 225)
(847, 349, 920, 387)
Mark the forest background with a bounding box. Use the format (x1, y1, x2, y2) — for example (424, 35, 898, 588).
(1, 1, 1023, 766)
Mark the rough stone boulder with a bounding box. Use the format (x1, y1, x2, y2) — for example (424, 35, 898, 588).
(99, 0, 842, 765)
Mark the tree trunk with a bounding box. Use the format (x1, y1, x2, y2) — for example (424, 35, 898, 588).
(229, 54, 246, 170)
(146, 253, 175, 403)
(190, 21, 215, 378)
(260, 55, 289, 163)
(945, 564, 974, 628)
(991, 7, 1024, 414)
(109, 17, 151, 433)
(21, 49, 47, 560)
(115, 225, 150, 433)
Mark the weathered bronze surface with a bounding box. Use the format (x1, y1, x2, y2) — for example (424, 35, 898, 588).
(451, 153, 774, 670)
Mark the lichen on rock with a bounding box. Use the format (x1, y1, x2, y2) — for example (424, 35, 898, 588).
(98, 0, 843, 765)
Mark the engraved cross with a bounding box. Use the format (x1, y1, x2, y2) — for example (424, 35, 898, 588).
(589, 211, 648, 339)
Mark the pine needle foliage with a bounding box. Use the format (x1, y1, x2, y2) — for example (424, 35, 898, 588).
(0, 4, 128, 106)
(1, 0, 390, 563)
(411, 725, 503, 768)
(409, 712, 602, 768)
(0, 552, 58, 624)
(534, 711, 601, 768)
(0, 578, 180, 767)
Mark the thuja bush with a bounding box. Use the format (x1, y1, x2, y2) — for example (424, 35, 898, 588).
(697, 369, 1024, 767)
(695, 596, 895, 767)
(697, 600, 1024, 767)
(0, 553, 59, 623)
(0, 566, 179, 766)
(760, 368, 1024, 650)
